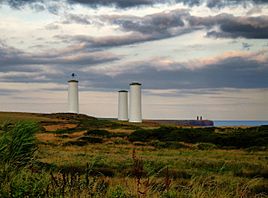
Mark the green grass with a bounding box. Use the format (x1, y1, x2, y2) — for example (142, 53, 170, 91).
(0, 112, 53, 124)
(0, 112, 267, 197)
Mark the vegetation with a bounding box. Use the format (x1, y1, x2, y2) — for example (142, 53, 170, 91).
(129, 126, 268, 148)
(0, 112, 267, 197)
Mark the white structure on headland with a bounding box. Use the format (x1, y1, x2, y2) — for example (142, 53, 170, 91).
(129, 82, 142, 123)
(68, 76, 79, 114)
(118, 90, 128, 121)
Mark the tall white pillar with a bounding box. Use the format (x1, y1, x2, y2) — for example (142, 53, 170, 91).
(68, 80, 79, 114)
(118, 90, 128, 121)
(129, 82, 142, 123)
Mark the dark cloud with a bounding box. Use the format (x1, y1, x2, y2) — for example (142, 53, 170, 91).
(113, 10, 188, 34)
(59, 9, 268, 45)
(143, 88, 249, 98)
(0, 42, 121, 84)
(29, 2, 45, 11)
(1, 0, 62, 14)
(54, 33, 147, 49)
(2, 0, 158, 10)
(67, 0, 157, 8)
(113, 12, 268, 41)
(66, 0, 268, 9)
(1, 39, 268, 92)
(54, 11, 268, 50)
(62, 14, 91, 25)
(0, 52, 118, 67)
(81, 56, 268, 91)
(2, 0, 268, 48)
(55, 10, 198, 48)
(188, 13, 268, 39)
(0, 42, 119, 68)
(204, 15, 268, 39)
(1, 55, 268, 93)
(2, 0, 268, 10)
(0, 41, 24, 58)
(204, 0, 268, 9)
(2, 0, 41, 9)
(0, 89, 20, 96)
(242, 42, 252, 50)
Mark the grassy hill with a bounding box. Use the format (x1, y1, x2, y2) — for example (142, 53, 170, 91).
(0, 112, 267, 197)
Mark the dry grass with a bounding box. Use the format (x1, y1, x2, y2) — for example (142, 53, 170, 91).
(1, 112, 267, 197)
(105, 128, 134, 134)
(0, 111, 55, 124)
(44, 124, 78, 132)
(68, 130, 87, 138)
(36, 133, 66, 145)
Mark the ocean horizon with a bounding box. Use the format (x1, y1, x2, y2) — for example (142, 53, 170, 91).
(213, 120, 268, 127)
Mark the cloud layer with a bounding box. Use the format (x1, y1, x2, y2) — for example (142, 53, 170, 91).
(52, 10, 268, 52)
(3, 0, 268, 9)
(0, 0, 268, 119)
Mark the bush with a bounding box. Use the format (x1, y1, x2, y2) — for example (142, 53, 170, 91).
(150, 140, 185, 149)
(128, 126, 268, 148)
(113, 138, 129, 145)
(196, 143, 218, 150)
(78, 136, 103, 143)
(52, 127, 78, 134)
(86, 129, 111, 137)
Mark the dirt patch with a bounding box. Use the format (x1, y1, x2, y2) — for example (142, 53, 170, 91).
(105, 128, 134, 134)
(43, 124, 78, 132)
(36, 133, 60, 142)
(68, 131, 87, 138)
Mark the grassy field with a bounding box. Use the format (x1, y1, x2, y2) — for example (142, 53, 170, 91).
(0, 112, 267, 197)
(0, 112, 60, 124)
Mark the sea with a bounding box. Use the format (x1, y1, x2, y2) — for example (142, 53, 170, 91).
(213, 120, 268, 127)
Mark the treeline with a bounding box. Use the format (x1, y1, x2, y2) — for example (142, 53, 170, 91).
(128, 126, 268, 148)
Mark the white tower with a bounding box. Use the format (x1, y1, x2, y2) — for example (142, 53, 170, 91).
(68, 78, 79, 114)
(118, 90, 128, 121)
(129, 82, 142, 123)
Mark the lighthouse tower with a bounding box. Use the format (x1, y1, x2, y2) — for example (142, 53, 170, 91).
(68, 73, 79, 114)
(129, 82, 142, 123)
(118, 90, 128, 121)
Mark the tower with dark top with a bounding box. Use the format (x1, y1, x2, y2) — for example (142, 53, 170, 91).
(118, 90, 128, 121)
(68, 74, 79, 114)
(129, 82, 142, 123)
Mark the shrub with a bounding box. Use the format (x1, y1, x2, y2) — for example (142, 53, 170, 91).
(78, 136, 103, 143)
(128, 126, 268, 148)
(86, 129, 111, 137)
(113, 138, 129, 145)
(150, 140, 185, 149)
(52, 127, 78, 134)
(196, 143, 218, 150)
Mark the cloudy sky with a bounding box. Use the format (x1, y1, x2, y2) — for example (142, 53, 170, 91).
(0, 0, 268, 120)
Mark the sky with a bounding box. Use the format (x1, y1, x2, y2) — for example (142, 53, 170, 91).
(0, 0, 268, 120)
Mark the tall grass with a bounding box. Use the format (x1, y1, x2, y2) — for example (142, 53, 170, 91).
(0, 121, 39, 168)
(0, 121, 41, 197)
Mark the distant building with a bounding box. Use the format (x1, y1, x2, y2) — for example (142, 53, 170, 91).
(129, 82, 142, 123)
(68, 74, 79, 114)
(118, 90, 128, 121)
